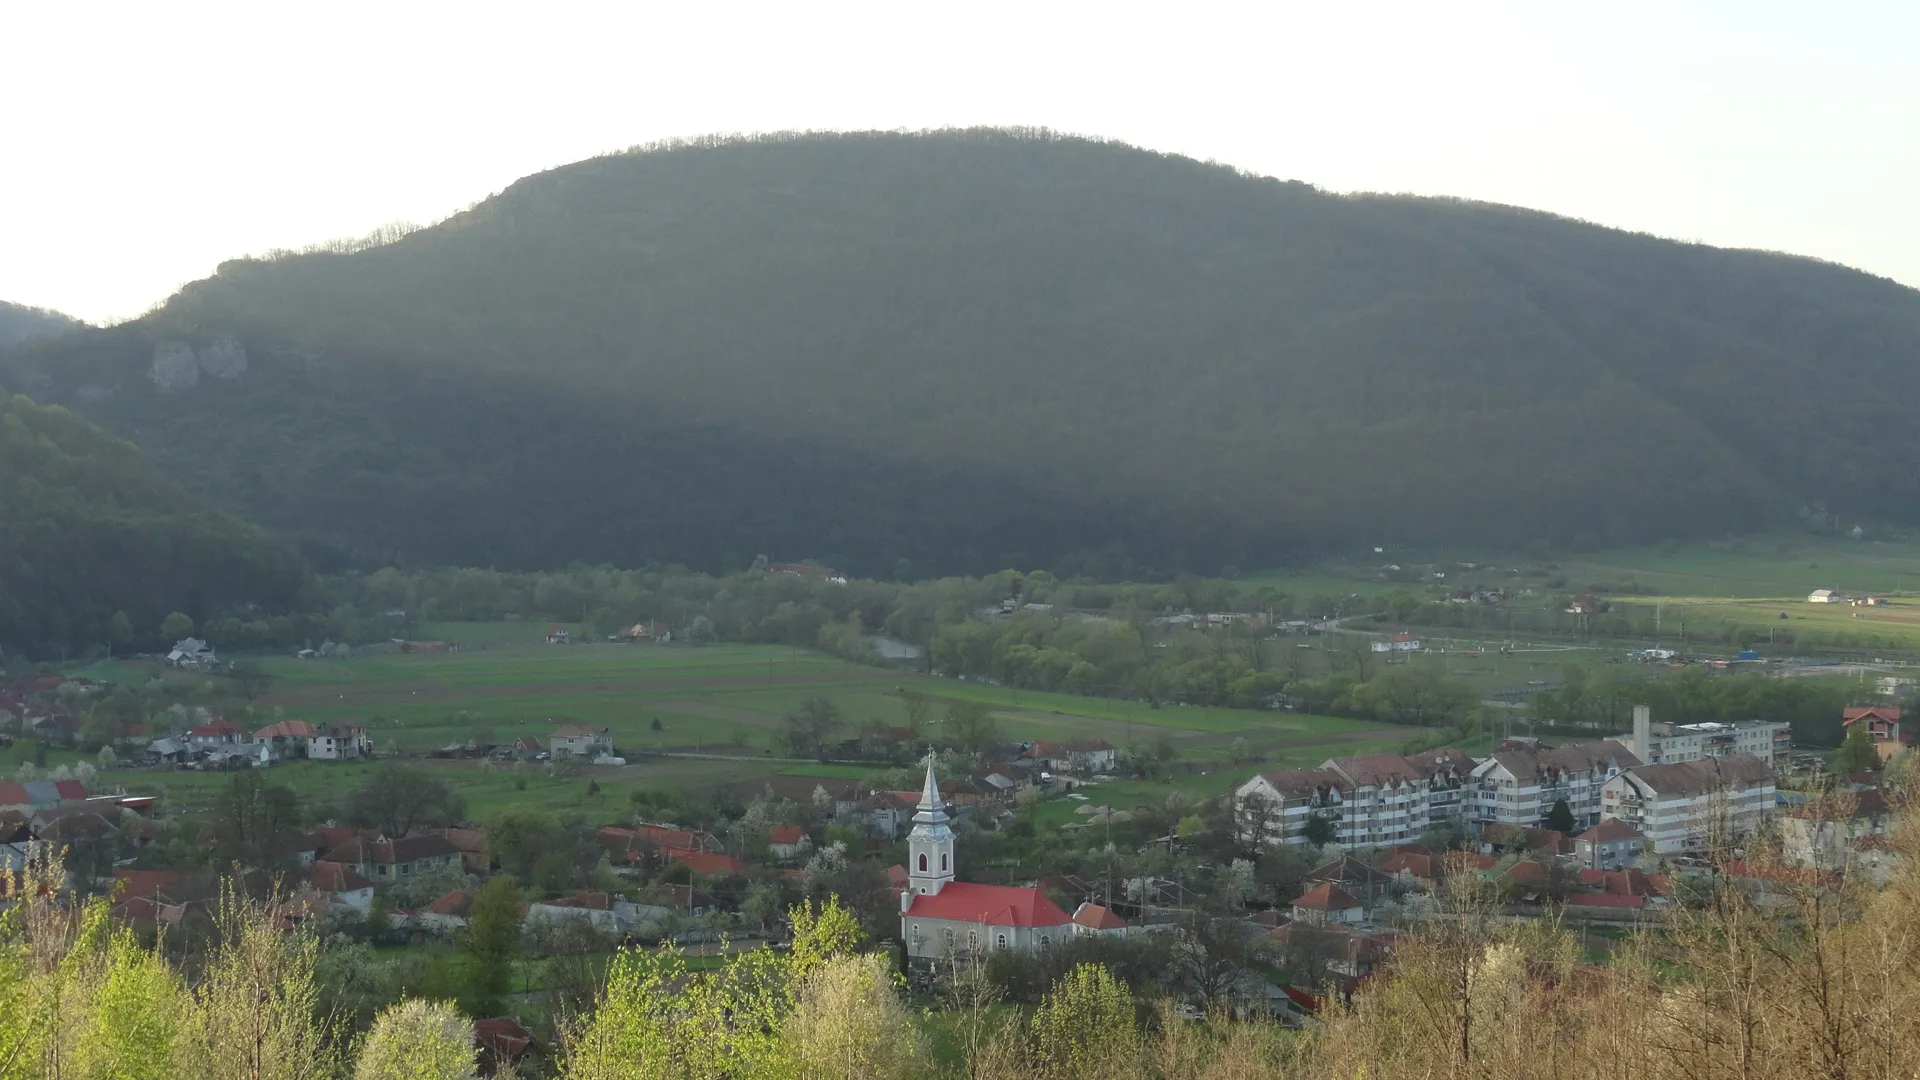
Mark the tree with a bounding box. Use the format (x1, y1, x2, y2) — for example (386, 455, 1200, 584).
(159, 612, 194, 642)
(486, 807, 564, 881)
(1031, 964, 1137, 1080)
(351, 762, 465, 838)
(741, 880, 782, 931)
(783, 955, 924, 1080)
(352, 1000, 477, 1080)
(784, 696, 843, 760)
(461, 876, 524, 1013)
(210, 772, 302, 869)
(1303, 811, 1337, 847)
(109, 610, 135, 651)
(1543, 798, 1575, 834)
(944, 700, 1000, 754)
(228, 660, 275, 705)
(1833, 721, 1881, 775)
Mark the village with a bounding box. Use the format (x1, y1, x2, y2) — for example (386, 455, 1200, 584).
(0, 620, 1909, 1072)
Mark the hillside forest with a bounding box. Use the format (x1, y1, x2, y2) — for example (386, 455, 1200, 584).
(8, 130, 1920, 576)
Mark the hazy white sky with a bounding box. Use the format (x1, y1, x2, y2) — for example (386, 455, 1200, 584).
(4, 0, 1915, 323)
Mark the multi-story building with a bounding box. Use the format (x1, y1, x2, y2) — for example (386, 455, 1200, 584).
(1610, 704, 1791, 767)
(1469, 740, 1642, 833)
(1841, 706, 1909, 763)
(1234, 748, 1474, 850)
(1599, 753, 1776, 854)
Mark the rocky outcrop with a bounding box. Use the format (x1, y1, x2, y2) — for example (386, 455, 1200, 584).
(149, 336, 248, 389)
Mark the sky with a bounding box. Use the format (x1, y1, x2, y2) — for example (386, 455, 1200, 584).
(4, 0, 1916, 324)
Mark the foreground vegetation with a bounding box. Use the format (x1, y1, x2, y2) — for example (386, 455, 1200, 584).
(9, 785, 1919, 1079)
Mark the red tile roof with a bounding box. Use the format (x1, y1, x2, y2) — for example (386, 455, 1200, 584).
(905, 883, 1072, 927)
(1844, 706, 1901, 722)
(1071, 903, 1128, 930)
(674, 853, 748, 878)
(768, 825, 807, 845)
(1576, 868, 1608, 888)
(474, 1017, 533, 1059)
(1576, 819, 1644, 843)
(425, 890, 474, 916)
(1563, 893, 1647, 909)
(1504, 861, 1551, 889)
(189, 719, 247, 737)
(1292, 882, 1363, 911)
(256, 720, 317, 739)
(310, 862, 373, 893)
(52, 780, 87, 801)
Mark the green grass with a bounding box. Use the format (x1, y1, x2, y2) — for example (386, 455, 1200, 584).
(113, 641, 1425, 816)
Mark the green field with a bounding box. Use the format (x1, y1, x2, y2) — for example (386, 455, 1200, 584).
(120, 642, 1423, 817)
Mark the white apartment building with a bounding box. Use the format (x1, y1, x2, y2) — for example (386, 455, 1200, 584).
(1235, 748, 1475, 850)
(1599, 754, 1776, 854)
(1469, 740, 1642, 833)
(1610, 705, 1790, 767)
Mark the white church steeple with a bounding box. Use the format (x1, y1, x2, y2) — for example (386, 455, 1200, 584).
(907, 758, 955, 896)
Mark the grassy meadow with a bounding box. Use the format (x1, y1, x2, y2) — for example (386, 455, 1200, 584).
(115, 638, 1422, 819)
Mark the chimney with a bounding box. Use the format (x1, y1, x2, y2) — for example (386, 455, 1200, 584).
(1632, 705, 1652, 760)
(900, 890, 913, 914)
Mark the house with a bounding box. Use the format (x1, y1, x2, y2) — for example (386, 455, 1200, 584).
(327, 835, 463, 881)
(1808, 589, 1844, 604)
(1599, 754, 1776, 854)
(166, 638, 216, 668)
(1379, 848, 1495, 891)
(527, 891, 623, 932)
(767, 824, 812, 860)
(146, 738, 192, 765)
(1070, 902, 1129, 936)
(1369, 632, 1422, 654)
(473, 1018, 534, 1076)
(507, 736, 543, 760)
(309, 861, 376, 912)
(188, 719, 252, 748)
(308, 721, 369, 761)
(1778, 788, 1898, 877)
(417, 889, 474, 935)
(1290, 882, 1366, 926)
(1574, 819, 1646, 870)
(1470, 740, 1641, 834)
(1022, 740, 1118, 775)
(1611, 705, 1791, 767)
(545, 625, 571, 645)
(255, 720, 317, 761)
(673, 852, 749, 879)
(1842, 707, 1909, 762)
(596, 823, 723, 866)
(1306, 855, 1395, 905)
(901, 764, 1073, 964)
(551, 724, 614, 759)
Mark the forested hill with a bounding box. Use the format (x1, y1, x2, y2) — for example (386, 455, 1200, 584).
(0, 394, 310, 658)
(7, 129, 1920, 577)
(0, 301, 83, 348)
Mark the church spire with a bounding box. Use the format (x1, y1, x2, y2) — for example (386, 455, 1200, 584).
(907, 755, 954, 895)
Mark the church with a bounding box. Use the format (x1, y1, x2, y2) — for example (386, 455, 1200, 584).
(900, 763, 1072, 963)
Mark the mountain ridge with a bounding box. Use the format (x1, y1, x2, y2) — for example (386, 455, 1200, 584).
(6, 129, 1917, 575)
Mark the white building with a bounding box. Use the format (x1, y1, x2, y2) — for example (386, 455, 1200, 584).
(1234, 748, 1475, 851)
(308, 721, 369, 761)
(1370, 633, 1421, 653)
(1610, 704, 1790, 767)
(552, 724, 614, 759)
(900, 764, 1071, 964)
(1808, 589, 1843, 604)
(1469, 740, 1642, 834)
(1599, 754, 1776, 854)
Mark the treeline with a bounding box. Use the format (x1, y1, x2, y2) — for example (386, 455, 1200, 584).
(0, 394, 310, 661)
(1528, 664, 1853, 747)
(15, 803, 1920, 1078)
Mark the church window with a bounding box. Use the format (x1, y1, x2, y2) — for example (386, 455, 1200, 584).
(944, 929, 955, 949)
(995, 933, 1008, 950)
(918, 853, 927, 872)
(940, 853, 948, 872)
(968, 930, 979, 951)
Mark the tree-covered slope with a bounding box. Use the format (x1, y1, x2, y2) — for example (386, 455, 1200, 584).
(0, 394, 309, 657)
(7, 129, 1920, 576)
(0, 301, 83, 348)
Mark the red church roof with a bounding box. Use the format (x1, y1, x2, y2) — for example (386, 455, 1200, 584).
(904, 882, 1072, 927)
